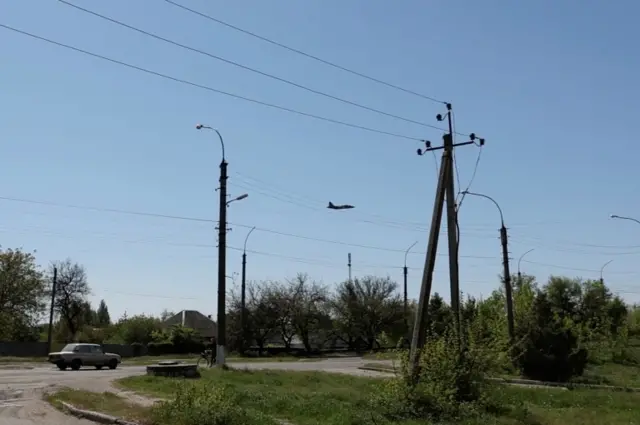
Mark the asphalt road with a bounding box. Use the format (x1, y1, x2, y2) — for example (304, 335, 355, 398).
(0, 358, 392, 425)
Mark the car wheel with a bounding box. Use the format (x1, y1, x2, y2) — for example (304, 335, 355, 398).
(108, 359, 118, 370)
(57, 363, 67, 371)
(70, 359, 82, 370)
(95, 365, 103, 370)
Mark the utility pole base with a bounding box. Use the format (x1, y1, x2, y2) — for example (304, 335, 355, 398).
(216, 345, 226, 366)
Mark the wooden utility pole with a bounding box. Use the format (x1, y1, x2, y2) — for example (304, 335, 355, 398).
(348, 253, 352, 282)
(409, 103, 484, 378)
(46, 267, 57, 355)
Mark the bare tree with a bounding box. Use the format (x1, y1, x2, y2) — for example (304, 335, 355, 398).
(51, 259, 90, 341)
(245, 280, 279, 353)
(287, 273, 329, 352)
(269, 281, 296, 349)
(330, 276, 403, 350)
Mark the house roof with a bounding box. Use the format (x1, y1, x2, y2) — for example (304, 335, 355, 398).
(162, 310, 217, 338)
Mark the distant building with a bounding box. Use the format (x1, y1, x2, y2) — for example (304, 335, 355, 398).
(162, 310, 217, 339)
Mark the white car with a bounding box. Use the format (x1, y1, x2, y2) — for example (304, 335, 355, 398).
(48, 343, 122, 371)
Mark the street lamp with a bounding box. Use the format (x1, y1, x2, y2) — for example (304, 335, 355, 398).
(600, 260, 613, 284)
(196, 123, 230, 366)
(610, 214, 640, 225)
(403, 241, 418, 341)
(227, 193, 248, 205)
(241, 226, 256, 354)
(517, 249, 535, 283)
(461, 190, 514, 343)
(196, 124, 225, 161)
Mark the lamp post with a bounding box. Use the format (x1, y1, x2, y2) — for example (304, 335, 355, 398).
(517, 249, 534, 286)
(196, 124, 247, 366)
(610, 214, 640, 225)
(461, 190, 514, 343)
(241, 226, 256, 354)
(600, 260, 613, 284)
(403, 241, 418, 342)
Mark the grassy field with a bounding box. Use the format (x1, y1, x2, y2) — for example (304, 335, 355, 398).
(0, 353, 320, 365)
(109, 368, 640, 425)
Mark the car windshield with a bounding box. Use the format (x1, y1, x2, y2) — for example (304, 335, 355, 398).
(62, 344, 78, 352)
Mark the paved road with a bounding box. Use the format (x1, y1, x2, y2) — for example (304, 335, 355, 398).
(0, 358, 392, 425)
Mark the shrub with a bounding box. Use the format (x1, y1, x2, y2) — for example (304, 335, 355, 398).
(513, 291, 588, 382)
(372, 330, 490, 422)
(147, 341, 174, 356)
(130, 342, 144, 357)
(151, 382, 277, 425)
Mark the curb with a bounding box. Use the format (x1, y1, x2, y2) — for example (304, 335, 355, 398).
(491, 377, 640, 393)
(60, 401, 140, 425)
(357, 366, 640, 392)
(0, 365, 35, 370)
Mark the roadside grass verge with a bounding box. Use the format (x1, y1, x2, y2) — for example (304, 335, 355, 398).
(116, 368, 640, 425)
(45, 388, 152, 424)
(363, 350, 640, 389)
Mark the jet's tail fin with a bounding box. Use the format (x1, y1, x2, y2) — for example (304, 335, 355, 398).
(328, 202, 335, 208)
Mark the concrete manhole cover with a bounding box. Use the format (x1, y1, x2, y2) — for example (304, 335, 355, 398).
(157, 360, 181, 366)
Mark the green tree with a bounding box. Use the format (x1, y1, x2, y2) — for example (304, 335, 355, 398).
(96, 299, 111, 326)
(0, 248, 47, 341)
(111, 314, 161, 345)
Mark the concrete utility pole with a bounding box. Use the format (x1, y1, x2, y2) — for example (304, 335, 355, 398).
(600, 260, 613, 284)
(46, 267, 57, 355)
(196, 124, 248, 366)
(409, 103, 484, 378)
(348, 253, 352, 283)
(517, 249, 534, 287)
(241, 226, 256, 354)
(461, 191, 515, 344)
(403, 241, 418, 340)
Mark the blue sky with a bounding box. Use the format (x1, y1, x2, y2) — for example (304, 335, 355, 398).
(2, 0, 639, 320)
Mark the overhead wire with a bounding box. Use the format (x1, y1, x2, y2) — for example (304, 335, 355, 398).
(2, 196, 639, 276)
(57, 0, 445, 132)
(0, 195, 496, 259)
(0, 23, 422, 142)
(162, 0, 447, 105)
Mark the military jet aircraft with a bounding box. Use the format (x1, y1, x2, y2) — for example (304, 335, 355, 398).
(328, 201, 355, 210)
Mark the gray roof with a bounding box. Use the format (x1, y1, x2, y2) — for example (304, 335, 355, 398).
(162, 310, 217, 338)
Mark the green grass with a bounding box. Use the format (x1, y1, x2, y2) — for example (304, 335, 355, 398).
(45, 388, 152, 424)
(116, 368, 640, 425)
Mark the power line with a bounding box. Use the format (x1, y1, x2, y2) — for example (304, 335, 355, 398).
(4, 194, 637, 260)
(162, 0, 447, 105)
(0, 23, 422, 142)
(520, 259, 637, 275)
(58, 0, 445, 132)
(0, 195, 495, 258)
(4, 219, 640, 277)
(7, 221, 627, 278)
